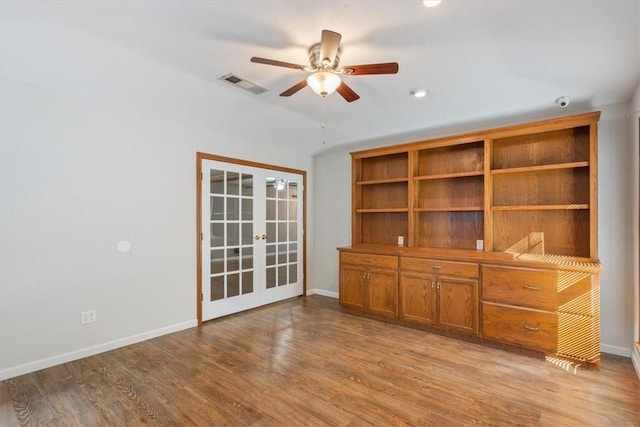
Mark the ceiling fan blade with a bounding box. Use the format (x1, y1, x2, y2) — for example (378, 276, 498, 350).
(251, 57, 307, 70)
(342, 62, 399, 75)
(320, 30, 342, 65)
(336, 81, 360, 102)
(280, 80, 308, 97)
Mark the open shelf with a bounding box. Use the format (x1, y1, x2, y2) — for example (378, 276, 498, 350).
(415, 211, 483, 250)
(491, 126, 590, 170)
(492, 167, 589, 207)
(357, 152, 408, 182)
(417, 141, 484, 176)
(349, 111, 598, 261)
(492, 210, 590, 258)
(357, 212, 408, 246)
(358, 181, 408, 210)
(416, 175, 484, 211)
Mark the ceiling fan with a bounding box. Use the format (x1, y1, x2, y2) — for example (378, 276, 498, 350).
(250, 30, 399, 102)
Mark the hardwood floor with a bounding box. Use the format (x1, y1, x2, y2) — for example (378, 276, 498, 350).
(1, 295, 639, 426)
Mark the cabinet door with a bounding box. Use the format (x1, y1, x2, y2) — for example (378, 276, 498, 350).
(400, 272, 436, 326)
(368, 269, 398, 318)
(339, 266, 367, 311)
(437, 276, 478, 335)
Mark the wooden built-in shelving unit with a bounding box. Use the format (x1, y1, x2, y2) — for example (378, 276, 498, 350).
(340, 112, 602, 366)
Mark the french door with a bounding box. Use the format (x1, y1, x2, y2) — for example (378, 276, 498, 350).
(200, 158, 304, 321)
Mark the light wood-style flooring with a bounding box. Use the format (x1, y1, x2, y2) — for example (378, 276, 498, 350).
(1, 295, 639, 426)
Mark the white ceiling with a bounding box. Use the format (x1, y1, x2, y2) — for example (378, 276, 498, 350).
(1, 1, 639, 155)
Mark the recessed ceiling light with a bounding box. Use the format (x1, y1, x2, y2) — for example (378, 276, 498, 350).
(410, 88, 428, 98)
(422, 0, 442, 7)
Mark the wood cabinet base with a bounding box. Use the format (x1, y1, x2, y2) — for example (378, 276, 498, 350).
(339, 245, 601, 368)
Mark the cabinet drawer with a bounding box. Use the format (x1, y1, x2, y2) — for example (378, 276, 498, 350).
(482, 303, 557, 352)
(482, 265, 557, 310)
(401, 257, 478, 278)
(340, 252, 398, 269)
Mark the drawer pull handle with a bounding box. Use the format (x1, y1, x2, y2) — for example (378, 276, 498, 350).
(523, 285, 540, 291)
(524, 325, 540, 332)
(431, 265, 441, 270)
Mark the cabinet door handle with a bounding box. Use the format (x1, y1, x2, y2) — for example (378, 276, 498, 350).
(436, 281, 441, 291)
(523, 285, 540, 291)
(431, 280, 435, 290)
(523, 325, 540, 332)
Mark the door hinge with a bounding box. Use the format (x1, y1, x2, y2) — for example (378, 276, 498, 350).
(200, 172, 203, 180)
(201, 293, 203, 301)
(201, 232, 203, 241)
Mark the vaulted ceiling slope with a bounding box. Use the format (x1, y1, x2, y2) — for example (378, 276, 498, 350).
(1, 1, 639, 155)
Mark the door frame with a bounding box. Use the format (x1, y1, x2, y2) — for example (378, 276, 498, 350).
(196, 152, 307, 326)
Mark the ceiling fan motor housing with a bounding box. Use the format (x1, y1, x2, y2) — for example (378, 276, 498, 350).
(308, 43, 341, 70)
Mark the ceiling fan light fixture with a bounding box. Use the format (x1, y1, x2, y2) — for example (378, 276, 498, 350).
(422, 0, 441, 7)
(307, 71, 342, 97)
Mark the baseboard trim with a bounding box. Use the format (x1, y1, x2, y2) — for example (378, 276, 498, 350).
(601, 343, 632, 358)
(632, 343, 640, 381)
(306, 289, 338, 299)
(0, 319, 197, 381)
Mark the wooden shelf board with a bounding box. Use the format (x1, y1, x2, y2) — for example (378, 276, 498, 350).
(491, 161, 589, 175)
(356, 177, 409, 185)
(415, 207, 484, 212)
(356, 208, 409, 213)
(414, 170, 484, 180)
(492, 204, 589, 211)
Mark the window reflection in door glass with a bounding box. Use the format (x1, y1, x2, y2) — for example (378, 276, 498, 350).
(278, 265, 287, 286)
(210, 170, 224, 195)
(242, 247, 253, 270)
(227, 197, 239, 220)
(278, 201, 287, 220)
(288, 264, 297, 285)
(227, 223, 239, 246)
(266, 199, 276, 221)
(241, 223, 253, 245)
(211, 196, 224, 221)
(277, 244, 287, 264)
(211, 276, 224, 301)
(266, 267, 276, 288)
(289, 201, 297, 220)
(227, 172, 240, 195)
(242, 198, 253, 221)
(278, 222, 287, 242)
(211, 223, 224, 247)
(211, 249, 224, 274)
(241, 174, 253, 197)
(227, 273, 239, 297)
(266, 177, 276, 198)
(242, 271, 253, 294)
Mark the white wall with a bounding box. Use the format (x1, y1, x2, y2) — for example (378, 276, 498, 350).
(0, 78, 314, 379)
(631, 83, 640, 343)
(313, 102, 636, 356)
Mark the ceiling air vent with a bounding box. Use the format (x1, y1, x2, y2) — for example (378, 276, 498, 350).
(220, 74, 268, 95)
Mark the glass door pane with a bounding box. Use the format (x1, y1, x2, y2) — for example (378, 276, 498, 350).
(265, 176, 299, 290)
(209, 169, 254, 302)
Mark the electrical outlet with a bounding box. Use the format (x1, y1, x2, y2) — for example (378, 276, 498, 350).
(476, 240, 484, 250)
(81, 310, 96, 324)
